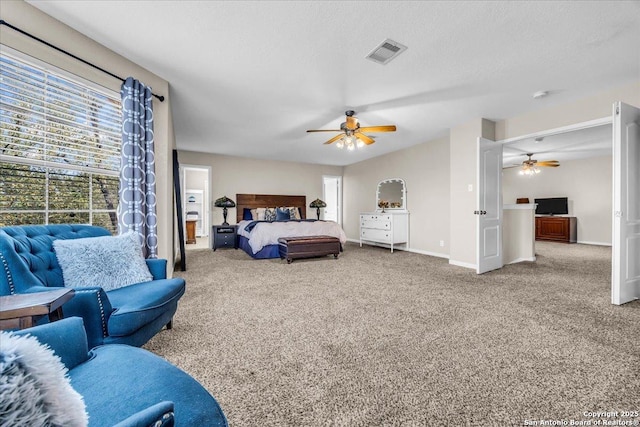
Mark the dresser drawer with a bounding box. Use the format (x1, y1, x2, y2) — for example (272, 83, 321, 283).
(360, 228, 391, 243)
(361, 218, 391, 230)
(360, 214, 391, 222)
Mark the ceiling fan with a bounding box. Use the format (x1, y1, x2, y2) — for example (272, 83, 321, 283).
(505, 153, 560, 175)
(306, 110, 396, 149)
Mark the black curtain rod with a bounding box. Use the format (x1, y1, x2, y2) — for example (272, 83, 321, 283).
(0, 20, 165, 102)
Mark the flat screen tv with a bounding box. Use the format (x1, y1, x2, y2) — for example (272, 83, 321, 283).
(535, 197, 568, 215)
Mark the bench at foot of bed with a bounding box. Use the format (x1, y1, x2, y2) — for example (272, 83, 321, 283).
(277, 235, 341, 264)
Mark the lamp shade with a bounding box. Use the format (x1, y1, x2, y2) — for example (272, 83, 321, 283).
(214, 196, 236, 208)
(309, 198, 326, 208)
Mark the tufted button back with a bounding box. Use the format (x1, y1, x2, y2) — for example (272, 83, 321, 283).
(1, 224, 112, 290)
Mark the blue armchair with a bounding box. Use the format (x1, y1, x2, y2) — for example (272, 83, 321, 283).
(14, 317, 227, 427)
(0, 224, 185, 348)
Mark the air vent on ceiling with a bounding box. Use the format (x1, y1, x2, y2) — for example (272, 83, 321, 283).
(366, 39, 407, 65)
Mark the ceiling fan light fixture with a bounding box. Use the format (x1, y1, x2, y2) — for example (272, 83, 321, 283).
(356, 138, 365, 148)
(336, 139, 344, 149)
(519, 165, 540, 176)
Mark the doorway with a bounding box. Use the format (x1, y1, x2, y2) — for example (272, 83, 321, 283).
(181, 165, 211, 250)
(487, 106, 639, 305)
(322, 175, 342, 224)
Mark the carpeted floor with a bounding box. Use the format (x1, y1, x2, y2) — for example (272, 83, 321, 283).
(145, 242, 640, 426)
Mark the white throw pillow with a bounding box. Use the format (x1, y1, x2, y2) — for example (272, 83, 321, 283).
(0, 332, 88, 427)
(53, 231, 153, 292)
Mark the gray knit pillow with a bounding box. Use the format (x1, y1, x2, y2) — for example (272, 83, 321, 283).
(53, 231, 152, 292)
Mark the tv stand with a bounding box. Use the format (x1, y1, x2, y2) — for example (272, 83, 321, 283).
(535, 216, 577, 243)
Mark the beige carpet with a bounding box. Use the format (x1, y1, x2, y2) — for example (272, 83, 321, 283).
(145, 242, 640, 426)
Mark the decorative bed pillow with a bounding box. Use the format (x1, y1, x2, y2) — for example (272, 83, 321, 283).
(255, 208, 266, 221)
(264, 207, 277, 222)
(276, 208, 291, 221)
(286, 206, 301, 220)
(243, 208, 253, 221)
(53, 231, 153, 292)
(250, 209, 257, 220)
(0, 331, 88, 427)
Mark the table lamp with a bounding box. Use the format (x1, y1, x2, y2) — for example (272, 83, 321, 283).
(309, 198, 326, 220)
(214, 196, 236, 225)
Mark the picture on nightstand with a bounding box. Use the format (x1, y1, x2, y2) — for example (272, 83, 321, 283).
(213, 225, 238, 251)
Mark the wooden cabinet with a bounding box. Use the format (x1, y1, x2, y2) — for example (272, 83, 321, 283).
(186, 220, 197, 244)
(535, 216, 577, 243)
(213, 225, 237, 251)
(359, 212, 409, 253)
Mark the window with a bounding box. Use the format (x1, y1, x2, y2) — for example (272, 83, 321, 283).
(0, 48, 121, 233)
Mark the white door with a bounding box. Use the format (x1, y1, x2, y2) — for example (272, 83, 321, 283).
(612, 102, 640, 305)
(476, 137, 503, 274)
(322, 176, 342, 224)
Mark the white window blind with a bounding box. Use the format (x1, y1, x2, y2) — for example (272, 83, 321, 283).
(0, 48, 122, 233)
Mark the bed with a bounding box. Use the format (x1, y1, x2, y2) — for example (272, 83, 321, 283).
(235, 193, 347, 259)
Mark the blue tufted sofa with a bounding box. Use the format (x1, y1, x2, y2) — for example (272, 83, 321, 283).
(0, 224, 185, 348)
(14, 317, 228, 427)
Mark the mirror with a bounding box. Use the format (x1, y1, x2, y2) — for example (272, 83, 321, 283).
(377, 178, 406, 211)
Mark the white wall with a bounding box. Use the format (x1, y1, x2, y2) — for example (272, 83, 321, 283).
(184, 169, 208, 193)
(503, 156, 612, 245)
(177, 151, 343, 225)
(343, 136, 450, 257)
(502, 206, 536, 264)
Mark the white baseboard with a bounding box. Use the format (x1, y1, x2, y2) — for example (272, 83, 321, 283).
(448, 259, 476, 270)
(407, 247, 449, 259)
(507, 256, 536, 264)
(577, 240, 612, 247)
(347, 238, 450, 259)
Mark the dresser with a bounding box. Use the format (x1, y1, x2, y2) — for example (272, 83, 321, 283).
(535, 216, 577, 243)
(359, 212, 409, 253)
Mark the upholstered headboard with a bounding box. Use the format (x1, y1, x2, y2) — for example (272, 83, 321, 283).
(235, 194, 306, 223)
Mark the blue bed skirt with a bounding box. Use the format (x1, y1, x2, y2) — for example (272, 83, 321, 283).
(238, 235, 281, 259)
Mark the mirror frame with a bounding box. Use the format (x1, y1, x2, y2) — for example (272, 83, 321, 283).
(376, 178, 407, 211)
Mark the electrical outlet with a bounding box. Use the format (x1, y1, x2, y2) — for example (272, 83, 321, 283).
(439, 240, 445, 247)
(468, 184, 473, 192)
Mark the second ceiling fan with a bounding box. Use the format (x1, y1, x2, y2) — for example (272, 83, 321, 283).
(306, 110, 396, 149)
(505, 153, 560, 175)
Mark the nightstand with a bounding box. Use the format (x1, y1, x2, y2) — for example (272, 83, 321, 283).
(213, 225, 238, 251)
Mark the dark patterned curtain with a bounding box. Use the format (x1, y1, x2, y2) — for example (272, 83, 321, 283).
(118, 77, 158, 258)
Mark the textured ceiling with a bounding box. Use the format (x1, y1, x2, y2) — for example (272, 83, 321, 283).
(27, 1, 640, 166)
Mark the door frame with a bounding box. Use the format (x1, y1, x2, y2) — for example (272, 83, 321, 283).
(494, 115, 624, 302)
(180, 164, 212, 249)
(322, 175, 343, 225)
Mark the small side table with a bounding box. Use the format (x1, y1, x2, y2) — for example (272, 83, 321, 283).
(213, 225, 238, 251)
(0, 288, 75, 330)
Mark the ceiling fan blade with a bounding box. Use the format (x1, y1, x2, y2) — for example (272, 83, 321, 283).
(538, 162, 560, 167)
(355, 132, 375, 145)
(502, 165, 521, 169)
(323, 134, 345, 145)
(358, 125, 396, 133)
(307, 129, 342, 133)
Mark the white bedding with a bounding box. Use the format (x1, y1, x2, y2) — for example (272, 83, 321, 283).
(237, 220, 347, 254)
